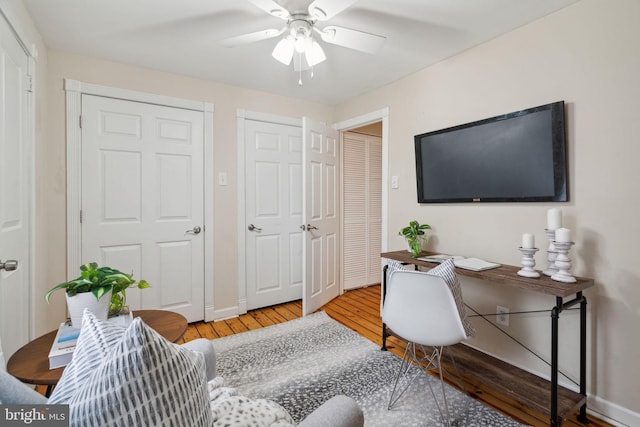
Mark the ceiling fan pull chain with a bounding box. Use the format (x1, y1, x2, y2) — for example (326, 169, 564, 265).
(298, 54, 303, 85)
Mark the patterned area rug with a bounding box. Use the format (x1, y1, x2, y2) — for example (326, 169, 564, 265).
(212, 311, 525, 427)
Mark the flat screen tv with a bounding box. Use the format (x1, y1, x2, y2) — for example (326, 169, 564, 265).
(414, 101, 567, 203)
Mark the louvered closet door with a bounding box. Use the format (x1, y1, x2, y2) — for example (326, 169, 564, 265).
(343, 132, 382, 290)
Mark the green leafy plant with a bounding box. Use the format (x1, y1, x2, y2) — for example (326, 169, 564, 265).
(399, 220, 431, 257)
(45, 262, 150, 314)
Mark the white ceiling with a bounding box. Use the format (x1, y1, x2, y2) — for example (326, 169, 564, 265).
(23, 0, 580, 105)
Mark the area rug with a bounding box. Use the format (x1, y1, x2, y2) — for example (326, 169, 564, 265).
(211, 311, 525, 426)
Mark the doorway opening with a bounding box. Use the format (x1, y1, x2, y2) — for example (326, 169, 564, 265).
(335, 108, 390, 294)
(237, 108, 389, 317)
(342, 123, 382, 290)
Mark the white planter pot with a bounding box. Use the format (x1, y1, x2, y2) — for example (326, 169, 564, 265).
(406, 235, 428, 256)
(66, 289, 112, 328)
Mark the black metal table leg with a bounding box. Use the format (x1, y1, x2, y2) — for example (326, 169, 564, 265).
(551, 296, 561, 427)
(381, 264, 389, 351)
(45, 384, 55, 398)
(551, 293, 589, 426)
(578, 292, 590, 423)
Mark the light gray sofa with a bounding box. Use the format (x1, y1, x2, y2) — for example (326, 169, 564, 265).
(0, 338, 364, 427)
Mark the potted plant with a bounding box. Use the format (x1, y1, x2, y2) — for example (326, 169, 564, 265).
(399, 220, 431, 257)
(45, 262, 150, 328)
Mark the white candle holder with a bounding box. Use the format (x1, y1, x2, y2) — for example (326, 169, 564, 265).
(551, 241, 576, 283)
(543, 228, 558, 277)
(517, 247, 540, 278)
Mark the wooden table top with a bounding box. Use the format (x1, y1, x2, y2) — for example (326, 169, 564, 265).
(381, 250, 595, 298)
(7, 309, 188, 386)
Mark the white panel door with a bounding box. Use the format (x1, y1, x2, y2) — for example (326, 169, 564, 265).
(81, 95, 205, 322)
(244, 120, 303, 310)
(302, 118, 340, 315)
(0, 14, 31, 361)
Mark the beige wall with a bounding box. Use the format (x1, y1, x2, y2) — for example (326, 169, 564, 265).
(335, 0, 639, 422)
(36, 52, 332, 333)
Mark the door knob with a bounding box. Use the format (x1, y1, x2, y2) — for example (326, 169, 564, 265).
(0, 260, 18, 271)
(248, 224, 263, 232)
(186, 226, 202, 235)
(306, 224, 318, 231)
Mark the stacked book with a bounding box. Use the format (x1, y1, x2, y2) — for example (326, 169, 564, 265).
(418, 254, 501, 271)
(47, 321, 80, 369)
(48, 311, 133, 369)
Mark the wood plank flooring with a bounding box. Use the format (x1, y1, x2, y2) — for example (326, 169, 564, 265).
(183, 285, 613, 427)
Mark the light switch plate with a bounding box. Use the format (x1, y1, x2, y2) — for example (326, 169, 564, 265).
(218, 172, 227, 186)
(391, 175, 399, 189)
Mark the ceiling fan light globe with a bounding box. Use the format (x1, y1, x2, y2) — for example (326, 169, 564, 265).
(294, 36, 307, 53)
(272, 37, 295, 65)
(305, 39, 326, 67)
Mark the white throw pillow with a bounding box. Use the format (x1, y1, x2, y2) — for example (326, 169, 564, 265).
(49, 309, 126, 404)
(384, 260, 411, 298)
(386, 259, 411, 274)
(427, 258, 476, 338)
(66, 317, 212, 427)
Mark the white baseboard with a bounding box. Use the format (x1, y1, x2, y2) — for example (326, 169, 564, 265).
(588, 394, 638, 427)
(204, 305, 216, 323)
(238, 297, 247, 315)
(212, 306, 239, 321)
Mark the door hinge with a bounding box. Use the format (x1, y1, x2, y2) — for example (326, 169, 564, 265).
(80, 210, 83, 223)
(26, 75, 34, 93)
(79, 115, 83, 129)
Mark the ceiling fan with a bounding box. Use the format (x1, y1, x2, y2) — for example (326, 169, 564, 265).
(221, 0, 386, 83)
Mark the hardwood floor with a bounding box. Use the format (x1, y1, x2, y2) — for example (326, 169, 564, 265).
(184, 285, 613, 427)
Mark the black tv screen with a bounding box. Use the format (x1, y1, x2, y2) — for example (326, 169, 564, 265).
(414, 101, 567, 203)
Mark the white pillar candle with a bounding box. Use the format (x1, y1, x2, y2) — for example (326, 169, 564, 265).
(547, 208, 562, 230)
(555, 228, 571, 243)
(522, 233, 535, 249)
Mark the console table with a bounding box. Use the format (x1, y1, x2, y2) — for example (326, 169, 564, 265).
(381, 250, 595, 427)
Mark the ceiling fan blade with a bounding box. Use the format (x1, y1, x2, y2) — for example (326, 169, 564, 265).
(308, 0, 358, 21)
(317, 26, 385, 54)
(248, 0, 290, 19)
(220, 28, 284, 47)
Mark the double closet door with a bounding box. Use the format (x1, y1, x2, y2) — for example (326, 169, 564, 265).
(243, 115, 341, 316)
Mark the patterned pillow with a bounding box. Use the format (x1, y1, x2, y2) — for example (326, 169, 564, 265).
(49, 309, 126, 404)
(386, 259, 411, 274)
(66, 318, 212, 427)
(427, 258, 476, 338)
(383, 260, 411, 305)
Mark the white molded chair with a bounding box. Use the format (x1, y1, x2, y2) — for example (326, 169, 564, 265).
(381, 269, 471, 426)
